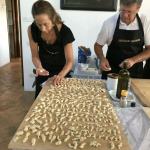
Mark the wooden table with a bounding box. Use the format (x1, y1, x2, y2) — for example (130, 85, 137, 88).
(131, 79, 150, 107)
(8, 78, 130, 150)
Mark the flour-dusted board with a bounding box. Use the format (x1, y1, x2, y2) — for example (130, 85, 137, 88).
(9, 78, 130, 150)
(131, 79, 150, 107)
(143, 107, 150, 119)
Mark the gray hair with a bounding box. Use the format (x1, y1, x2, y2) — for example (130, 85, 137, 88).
(120, 0, 143, 6)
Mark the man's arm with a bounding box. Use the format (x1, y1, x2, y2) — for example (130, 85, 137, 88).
(94, 42, 105, 60)
(132, 46, 150, 63)
(120, 45, 150, 68)
(94, 42, 111, 71)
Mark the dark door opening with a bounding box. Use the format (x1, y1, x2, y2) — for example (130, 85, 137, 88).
(5, 0, 24, 85)
(5, 0, 22, 59)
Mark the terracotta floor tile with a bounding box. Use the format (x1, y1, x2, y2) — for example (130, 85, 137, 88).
(0, 58, 34, 150)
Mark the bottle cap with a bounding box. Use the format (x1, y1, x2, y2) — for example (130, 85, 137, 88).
(131, 102, 136, 107)
(121, 90, 128, 97)
(107, 73, 118, 79)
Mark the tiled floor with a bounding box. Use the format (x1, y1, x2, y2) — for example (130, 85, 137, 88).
(0, 58, 34, 150)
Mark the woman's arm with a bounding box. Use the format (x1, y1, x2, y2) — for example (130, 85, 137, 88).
(59, 43, 74, 77)
(52, 42, 74, 85)
(28, 26, 49, 76)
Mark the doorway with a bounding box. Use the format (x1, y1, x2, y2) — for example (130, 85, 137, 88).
(5, 0, 24, 85)
(5, 0, 22, 58)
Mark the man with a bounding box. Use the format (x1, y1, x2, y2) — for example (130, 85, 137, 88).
(94, 0, 150, 79)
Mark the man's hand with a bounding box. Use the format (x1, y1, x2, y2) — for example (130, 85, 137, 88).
(119, 58, 135, 69)
(100, 57, 111, 71)
(36, 68, 49, 76)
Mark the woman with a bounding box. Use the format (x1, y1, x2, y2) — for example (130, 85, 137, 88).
(28, 0, 75, 97)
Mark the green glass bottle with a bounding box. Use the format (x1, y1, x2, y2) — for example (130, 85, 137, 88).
(116, 63, 130, 99)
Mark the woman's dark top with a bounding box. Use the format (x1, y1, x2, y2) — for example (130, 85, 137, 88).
(31, 22, 75, 74)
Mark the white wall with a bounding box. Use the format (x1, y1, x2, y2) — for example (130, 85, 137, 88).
(0, 0, 10, 67)
(20, 0, 150, 91)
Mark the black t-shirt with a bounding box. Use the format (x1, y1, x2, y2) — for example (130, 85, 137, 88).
(31, 22, 75, 73)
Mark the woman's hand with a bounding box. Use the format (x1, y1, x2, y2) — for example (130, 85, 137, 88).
(36, 68, 49, 76)
(51, 75, 64, 86)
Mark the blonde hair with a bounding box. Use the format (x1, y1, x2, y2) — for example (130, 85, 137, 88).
(32, 0, 62, 24)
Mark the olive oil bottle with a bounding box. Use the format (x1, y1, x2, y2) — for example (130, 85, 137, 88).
(116, 63, 130, 99)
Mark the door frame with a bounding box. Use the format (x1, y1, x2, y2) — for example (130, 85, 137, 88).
(7, 0, 24, 85)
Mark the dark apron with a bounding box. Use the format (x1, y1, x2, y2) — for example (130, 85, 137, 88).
(102, 14, 144, 79)
(143, 59, 150, 79)
(35, 26, 71, 98)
